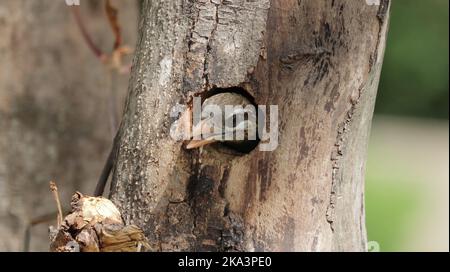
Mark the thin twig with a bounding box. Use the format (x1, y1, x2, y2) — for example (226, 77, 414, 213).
(49, 181, 63, 228)
(70, 6, 107, 60)
(105, 0, 122, 50)
(107, 69, 119, 136)
(23, 226, 31, 252)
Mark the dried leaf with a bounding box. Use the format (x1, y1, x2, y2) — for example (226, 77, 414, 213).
(76, 228, 100, 252)
(50, 227, 79, 252)
(49, 192, 149, 252)
(99, 224, 150, 252)
(80, 195, 123, 225)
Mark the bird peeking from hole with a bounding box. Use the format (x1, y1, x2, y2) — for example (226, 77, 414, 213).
(173, 92, 260, 153)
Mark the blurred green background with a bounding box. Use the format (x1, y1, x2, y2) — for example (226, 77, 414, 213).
(366, 0, 448, 251)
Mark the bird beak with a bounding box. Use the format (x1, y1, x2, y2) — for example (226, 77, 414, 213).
(173, 107, 217, 149)
(186, 138, 217, 149)
(185, 119, 218, 149)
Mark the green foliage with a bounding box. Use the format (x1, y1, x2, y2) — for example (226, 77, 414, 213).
(365, 175, 421, 251)
(376, 0, 449, 119)
(364, 134, 423, 252)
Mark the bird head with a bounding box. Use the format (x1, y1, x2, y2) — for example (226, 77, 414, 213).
(186, 92, 258, 150)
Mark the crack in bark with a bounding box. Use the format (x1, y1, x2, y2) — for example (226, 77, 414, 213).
(327, 84, 364, 231)
(326, 1, 390, 232)
(202, 1, 220, 89)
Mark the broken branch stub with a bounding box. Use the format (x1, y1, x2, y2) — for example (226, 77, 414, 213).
(49, 192, 149, 252)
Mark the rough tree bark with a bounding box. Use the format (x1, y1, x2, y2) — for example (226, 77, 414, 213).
(110, 0, 390, 251)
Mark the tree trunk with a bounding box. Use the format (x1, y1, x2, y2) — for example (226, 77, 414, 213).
(110, 0, 390, 252)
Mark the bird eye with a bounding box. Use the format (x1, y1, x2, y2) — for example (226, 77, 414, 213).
(232, 115, 237, 126)
(225, 114, 242, 129)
